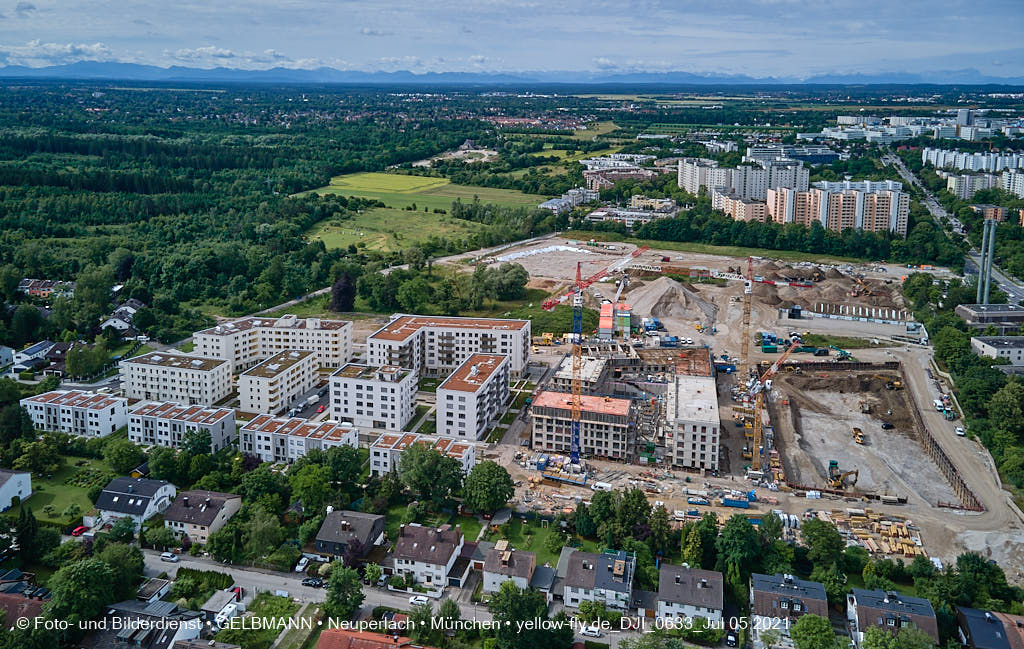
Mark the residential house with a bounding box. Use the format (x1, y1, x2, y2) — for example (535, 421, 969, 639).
(958, 608, 1012, 649)
(316, 629, 439, 649)
(847, 589, 940, 647)
(992, 613, 1024, 649)
(136, 577, 172, 604)
(12, 340, 54, 369)
(0, 345, 13, 368)
(563, 550, 636, 610)
(128, 401, 236, 452)
(79, 600, 202, 649)
(101, 298, 147, 335)
(750, 573, 829, 648)
(163, 491, 242, 545)
(657, 563, 724, 622)
(0, 469, 31, 511)
(94, 477, 177, 530)
(390, 523, 465, 589)
(315, 510, 387, 559)
(368, 432, 476, 477)
(482, 541, 536, 593)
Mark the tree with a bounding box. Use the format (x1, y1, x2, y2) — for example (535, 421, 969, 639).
(989, 381, 1024, 443)
(145, 526, 177, 550)
(398, 442, 463, 506)
(45, 558, 116, 632)
(364, 562, 382, 585)
(403, 247, 426, 271)
(245, 505, 284, 559)
(761, 629, 782, 649)
(181, 428, 213, 455)
(463, 461, 514, 514)
(716, 515, 760, 600)
(96, 543, 144, 601)
(790, 614, 840, 649)
(13, 440, 61, 475)
(695, 513, 719, 569)
(861, 627, 936, 649)
(809, 562, 847, 606)
(0, 405, 34, 446)
(616, 488, 651, 541)
(681, 523, 703, 567)
(323, 565, 364, 620)
(103, 438, 144, 474)
(409, 602, 435, 643)
(240, 464, 290, 512)
(545, 527, 568, 555)
(108, 516, 136, 544)
(396, 276, 433, 313)
(648, 505, 672, 555)
(15, 507, 38, 562)
(329, 273, 356, 312)
(290, 464, 333, 516)
(488, 580, 573, 649)
(802, 518, 844, 569)
(573, 502, 596, 538)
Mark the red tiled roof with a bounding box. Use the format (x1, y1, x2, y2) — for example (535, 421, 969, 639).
(317, 629, 437, 649)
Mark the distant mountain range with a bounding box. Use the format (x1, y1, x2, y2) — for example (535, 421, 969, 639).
(1, 61, 1023, 86)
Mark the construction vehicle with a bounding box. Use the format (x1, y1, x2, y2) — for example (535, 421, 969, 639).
(541, 332, 554, 345)
(828, 460, 859, 489)
(853, 427, 865, 444)
(810, 270, 824, 282)
(829, 344, 853, 361)
(859, 401, 870, 413)
(747, 340, 800, 473)
(885, 380, 903, 390)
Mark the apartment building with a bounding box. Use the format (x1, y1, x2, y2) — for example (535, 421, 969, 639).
(946, 174, 1000, 199)
(122, 352, 232, 406)
(193, 315, 352, 372)
(584, 205, 676, 230)
(238, 350, 317, 415)
(767, 185, 910, 237)
(531, 390, 634, 461)
(768, 187, 822, 227)
(583, 167, 658, 191)
(163, 491, 242, 545)
(969, 204, 1009, 221)
(657, 564, 724, 622)
(847, 589, 940, 648)
(329, 364, 417, 431)
(744, 145, 838, 165)
(679, 158, 807, 200)
(712, 190, 768, 222)
(563, 550, 636, 610)
(665, 373, 720, 471)
(1002, 171, 1024, 198)
(391, 523, 465, 588)
(922, 148, 1024, 172)
(367, 314, 530, 378)
(368, 432, 476, 476)
(128, 402, 236, 452)
(971, 337, 1024, 365)
(437, 354, 510, 440)
(20, 390, 127, 438)
(239, 415, 358, 463)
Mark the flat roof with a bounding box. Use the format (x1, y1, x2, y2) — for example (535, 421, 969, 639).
(532, 390, 632, 417)
(973, 336, 1024, 349)
(242, 415, 357, 443)
(331, 363, 410, 382)
(370, 432, 473, 459)
(438, 354, 508, 393)
(959, 304, 1024, 314)
(130, 401, 233, 426)
(369, 314, 529, 343)
(553, 356, 608, 384)
(672, 374, 719, 424)
(195, 315, 350, 336)
(22, 389, 124, 410)
(241, 350, 313, 379)
(124, 352, 227, 372)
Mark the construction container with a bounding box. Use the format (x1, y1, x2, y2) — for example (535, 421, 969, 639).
(762, 344, 778, 353)
(721, 498, 750, 509)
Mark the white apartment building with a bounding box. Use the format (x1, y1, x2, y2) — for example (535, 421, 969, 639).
(366, 314, 530, 378)
(128, 402, 236, 452)
(437, 353, 510, 440)
(122, 352, 232, 406)
(922, 147, 1024, 172)
(0, 470, 31, 511)
(192, 315, 352, 372)
(531, 390, 635, 461)
(329, 364, 417, 431)
(368, 432, 476, 476)
(239, 415, 358, 463)
(946, 173, 1000, 200)
(678, 158, 806, 200)
(1001, 170, 1024, 198)
(971, 337, 1024, 365)
(768, 185, 910, 237)
(20, 390, 127, 438)
(238, 350, 317, 415)
(665, 374, 720, 471)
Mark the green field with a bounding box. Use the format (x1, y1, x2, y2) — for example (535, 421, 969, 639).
(303, 172, 541, 212)
(9, 456, 115, 526)
(307, 206, 486, 252)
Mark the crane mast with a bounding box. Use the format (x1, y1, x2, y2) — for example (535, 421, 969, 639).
(740, 256, 753, 378)
(570, 262, 584, 466)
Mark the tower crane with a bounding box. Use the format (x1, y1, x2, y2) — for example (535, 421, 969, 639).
(613, 274, 629, 304)
(740, 257, 754, 379)
(570, 262, 584, 466)
(749, 340, 799, 472)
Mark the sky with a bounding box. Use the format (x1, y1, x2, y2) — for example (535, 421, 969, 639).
(2, 0, 1024, 78)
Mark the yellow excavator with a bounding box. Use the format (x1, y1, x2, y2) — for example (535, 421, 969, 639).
(828, 460, 859, 489)
(852, 427, 865, 445)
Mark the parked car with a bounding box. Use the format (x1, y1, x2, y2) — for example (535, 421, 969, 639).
(881, 422, 894, 430)
(294, 557, 310, 573)
(71, 526, 88, 537)
(160, 552, 178, 563)
(581, 626, 602, 638)
(409, 595, 429, 606)
(301, 577, 324, 588)
(726, 631, 738, 647)
(955, 426, 966, 436)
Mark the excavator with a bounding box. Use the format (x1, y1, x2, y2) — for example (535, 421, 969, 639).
(828, 460, 859, 489)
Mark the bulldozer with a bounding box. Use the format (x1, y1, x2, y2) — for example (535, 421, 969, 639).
(828, 460, 859, 489)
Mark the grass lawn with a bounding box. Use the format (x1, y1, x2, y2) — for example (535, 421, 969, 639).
(307, 206, 486, 253)
(124, 344, 154, 359)
(451, 515, 483, 542)
(216, 593, 299, 649)
(500, 411, 517, 425)
(8, 456, 115, 526)
(573, 231, 868, 264)
(301, 172, 541, 212)
(801, 334, 888, 350)
(844, 572, 917, 597)
(418, 378, 441, 392)
(177, 340, 195, 352)
(277, 604, 321, 649)
(486, 518, 578, 567)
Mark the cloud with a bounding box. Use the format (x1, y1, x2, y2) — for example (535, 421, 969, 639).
(14, 2, 35, 18)
(360, 27, 392, 36)
(593, 57, 618, 70)
(0, 40, 114, 66)
(132, 18, 152, 26)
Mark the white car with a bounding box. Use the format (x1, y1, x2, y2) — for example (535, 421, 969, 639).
(955, 427, 966, 437)
(294, 557, 309, 573)
(581, 626, 602, 638)
(160, 552, 178, 563)
(409, 595, 429, 606)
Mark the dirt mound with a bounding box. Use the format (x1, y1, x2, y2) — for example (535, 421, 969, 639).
(825, 267, 844, 279)
(527, 279, 558, 290)
(628, 276, 719, 326)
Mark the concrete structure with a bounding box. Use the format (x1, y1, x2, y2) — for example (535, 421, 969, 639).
(630, 195, 676, 211)
(657, 564, 724, 621)
(712, 190, 768, 222)
(750, 573, 828, 648)
(958, 608, 1012, 649)
(531, 390, 634, 461)
(0, 470, 31, 512)
(583, 167, 658, 191)
(128, 402, 236, 452)
(970, 204, 1010, 221)
(971, 337, 1024, 365)
(238, 350, 316, 415)
(330, 364, 416, 431)
(584, 205, 676, 230)
(665, 373, 720, 471)
(193, 315, 353, 372)
(847, 589, 940, 648)
(315, 510, 386, 558)
(437, 353, 510, 440)
(947, 174, 1000, 199)
(367, 314, 530, 378)
(122, 352, 231, 406)
(550, 356, 609, 392)
(483, 541, 536, 593)
(391, 523, 464, 588)
(745, 145, 839, 165)
(368, 432, 476, 476)
(956, 304, 1024, 331)
(563, 550, 635, 610)
(239, 415, 358, 463)
(163, 490, 242, 545)
(20, 390, 128, 438)
(94, 477, 176, 530)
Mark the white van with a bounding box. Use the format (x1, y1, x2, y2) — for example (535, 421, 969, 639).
(591, 481, 613, 492)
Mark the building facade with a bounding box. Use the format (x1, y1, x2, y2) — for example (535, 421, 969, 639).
(20, 390, 128, 438)
(436, 353, 510, 440)
(971, 337, 1024, 365)
(712, 190, 768, 222)
(314, 510, 387, 558)
(750, 573, 829, 648)
(128, 402, 236, 452)
(163, 490, 242, 545)
(531, 391, 635, 461)
(368, 432, 476, 476)
(391, 523, 464, 588)
(483, 542, 536, 593)
(121, 352, 232, 406)
(193, 315, 353, 372)
(238, 350, 317, 415)
(767, 185, 909, 237)
(239, 415, 359, 463)
(329, 364, 417, 431)
(367, 315, 530, 378)
(0, 470, 31, 511)
(563, 550, 635, 610)
(94, 477, 177, 529)
(657, 564, 724, 621)
(847, 589, 940, 648)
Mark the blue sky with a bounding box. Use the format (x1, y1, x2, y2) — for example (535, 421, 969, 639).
(2, 0, 1023, 77)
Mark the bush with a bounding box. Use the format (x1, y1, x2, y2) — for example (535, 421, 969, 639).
(264, 543, 301, 572)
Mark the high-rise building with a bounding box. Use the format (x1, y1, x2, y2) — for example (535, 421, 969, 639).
(329, 364, 417, 431)
(767, 186, 909, 237)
